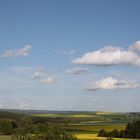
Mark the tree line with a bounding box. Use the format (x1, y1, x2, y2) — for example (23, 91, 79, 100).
(98, 119, 140, 139)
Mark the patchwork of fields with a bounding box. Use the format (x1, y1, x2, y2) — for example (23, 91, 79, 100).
(32, 112, 131, 140)
(75, 133, 139, 140)
(0, 111, 138, 140)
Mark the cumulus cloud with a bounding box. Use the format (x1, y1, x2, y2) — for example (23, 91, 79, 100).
(73, 45, 140, 66)
(2, 45, 32, 57)
(129, 41, 140, 51)
(66, 67, 88, 74)
(31, 70, 55, 85)
(9, 66, 56, 85)
(87, 77, 140, 91)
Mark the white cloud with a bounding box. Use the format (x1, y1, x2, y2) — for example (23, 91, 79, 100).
(8, 66, 55, 85)
(2, 45, 32, 57)
(41, 77, 55, 84)
(129, 41, 140, 51)
(87, 77, 140, 91)
(73, 46, 140, 66)
(32, 71, 46, 80)
(66, 67, 88, 74)
(31, 70, 55, 85)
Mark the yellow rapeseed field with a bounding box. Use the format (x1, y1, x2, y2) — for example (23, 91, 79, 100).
(96, 112, 116, 115)
(75, 133, 139, 140)
(76, 133, 106, 140)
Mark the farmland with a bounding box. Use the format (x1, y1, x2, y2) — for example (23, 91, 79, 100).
(75, 133, 139, 140)
(32, 112, 130, 140)
(0, 110, 139, 140)
(0, 134, 138, 140)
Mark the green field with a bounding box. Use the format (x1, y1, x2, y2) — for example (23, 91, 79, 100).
(0, 136, 11, 140)
(67, 124, 126, 132)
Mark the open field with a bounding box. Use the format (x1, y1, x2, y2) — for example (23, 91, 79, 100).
(32, 112, 128, 125)
(0, 136, 11, 140)
(0, 135, 139, 140)
(67, 124, 126, 132)
(32, 112, 128, 121)
(32, 112, 127, 136)
(76, 133, 140, 140)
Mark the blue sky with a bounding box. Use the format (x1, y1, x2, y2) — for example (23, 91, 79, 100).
(0, 0, 140, 112)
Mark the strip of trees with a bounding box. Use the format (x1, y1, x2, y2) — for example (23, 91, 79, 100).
(98, 119, 140, 139)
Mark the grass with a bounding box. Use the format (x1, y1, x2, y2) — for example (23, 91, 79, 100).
(0, 135, 11, 140)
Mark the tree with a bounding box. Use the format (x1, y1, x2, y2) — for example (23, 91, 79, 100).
(12, 117, 77, 140)
(98, 129, 107, 137)
(125, 120, 140, 138)
(12, 116, 34, 140)
(110, 129, 120, 138)
(0, 119, 13, 135)
(98, 119, 140, 139)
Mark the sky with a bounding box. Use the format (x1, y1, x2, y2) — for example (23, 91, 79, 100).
(0, 0, 140, 112)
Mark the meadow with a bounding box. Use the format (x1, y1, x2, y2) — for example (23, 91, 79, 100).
(0, 136, 11, 140)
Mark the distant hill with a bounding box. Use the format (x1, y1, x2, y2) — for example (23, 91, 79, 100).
(0, 111, 26, 122)
(0, 109, 98, 115)
(0, 109, 139, 116)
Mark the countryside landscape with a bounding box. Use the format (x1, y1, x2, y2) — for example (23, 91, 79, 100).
(0, 109, 140, 140)
(0, 0, 140, 140)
